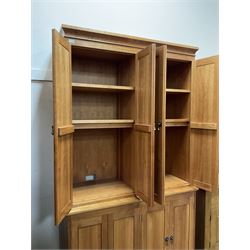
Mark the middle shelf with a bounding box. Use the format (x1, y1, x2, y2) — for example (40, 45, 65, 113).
(165, 118, 189, 127)
(72, 82, 135, 92)
(73, 119, 135, 129)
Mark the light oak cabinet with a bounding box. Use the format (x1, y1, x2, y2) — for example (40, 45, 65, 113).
(52, 24, 219, 249)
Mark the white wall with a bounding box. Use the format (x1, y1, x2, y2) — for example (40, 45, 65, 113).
(31, 0, 218, 248)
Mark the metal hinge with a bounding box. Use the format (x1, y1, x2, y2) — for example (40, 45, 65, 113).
(155, 122, 162, 131)
(51, 126, 54, 135)
(210, 214, 212, 221)
(135, 194, 143, 201)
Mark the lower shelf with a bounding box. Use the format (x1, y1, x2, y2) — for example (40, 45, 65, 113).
(165, 174, 197, 196)
(72, 181, 135, 208)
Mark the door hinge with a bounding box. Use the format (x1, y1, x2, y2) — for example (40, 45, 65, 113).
(155, 122, 162, 131)
(210, 214, 212, 221)
(135, 194, 143, 202)
(51, 126, 54, 135)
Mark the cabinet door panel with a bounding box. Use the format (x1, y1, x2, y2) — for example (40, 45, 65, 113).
(71, 214, 108, 249)
(114, 217, 134, 249)
(78, 224, 102, 249)
(165, 193, 196, 250)
(190, 56, 219, 192)
(147, 209, 165, 249)
(155, 45, 167, 205)
(171, 200, 190, 249)
(108, 205, 140, 249)
(52, 29, 74, 225)
(135, 44, 156, 206)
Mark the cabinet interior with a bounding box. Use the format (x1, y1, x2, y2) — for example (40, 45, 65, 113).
(165, 59, 191, 187)
(165, 127, 189, 181)
(71, 46, 136, 205)
(167, 60, 191, 90)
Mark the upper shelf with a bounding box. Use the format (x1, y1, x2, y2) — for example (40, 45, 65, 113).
(73, 119, 134, 129)
(166, 88, 190, 94)
(165, 118, 189, 127)
(72, 82, 135, 92)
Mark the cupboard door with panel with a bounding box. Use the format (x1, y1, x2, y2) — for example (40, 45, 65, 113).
(190, 56, 219, 192)
(70, 214, 108, 249)
(108, 205, 141, 249)
(134, 44, 156, 206)
(52, 29, 74, 225)
(146, 208, 165, 250)
(154, 45, 167, 205)
(165, 192, 196, 250)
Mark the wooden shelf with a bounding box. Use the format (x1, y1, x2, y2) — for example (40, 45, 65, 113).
(73, 119, 134, 129)
(166, 88, 190, 94)
(72, 82, 135, 92)
(165, 175, 197, 196)
(165, 118, 189, 127)
(72, 181, 135, 208)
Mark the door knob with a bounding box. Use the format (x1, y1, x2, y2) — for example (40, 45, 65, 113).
(170, 235, 174, 243)
(165, 236, 170, 246)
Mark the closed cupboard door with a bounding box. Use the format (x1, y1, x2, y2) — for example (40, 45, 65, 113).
(134, 44, 156, 206)
(165, 193, 196, 250)
(146, 209, 165, 250)
(108, 206, 140, 249)
(190, 56, 219, 192)
(70, 214, 108, 249)
(52, 29, 74, 225)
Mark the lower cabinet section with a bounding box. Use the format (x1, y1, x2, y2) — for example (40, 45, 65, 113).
(164, 192, 196, 250)
(60, 202, 142, 249)
(60, 191, 196, 250)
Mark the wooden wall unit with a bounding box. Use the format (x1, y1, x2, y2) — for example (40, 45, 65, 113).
(52, 24, 219, 249)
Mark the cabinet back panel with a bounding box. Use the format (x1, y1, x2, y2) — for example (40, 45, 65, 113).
(166, 127, 189, 181)
(72, 56, 118, 85)
(72, 92, 117, 120)
(119, 129, 135, 189)
(166, 94, 190, 119)
(73, 129, 118, 185)
(167, 60, 191, 89)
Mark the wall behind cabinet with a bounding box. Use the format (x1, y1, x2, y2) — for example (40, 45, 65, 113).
(31, 0, 218, 248)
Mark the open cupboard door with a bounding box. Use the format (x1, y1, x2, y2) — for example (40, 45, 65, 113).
(154, 45, 167, 205)
(190, 56, 219, 192)
(52, 29, 74, 224)
(134, 44, 156, 207)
